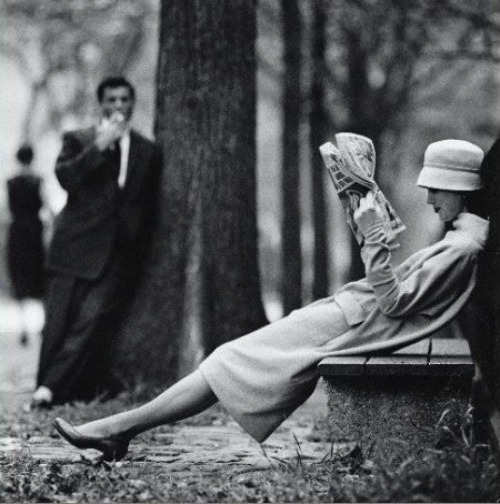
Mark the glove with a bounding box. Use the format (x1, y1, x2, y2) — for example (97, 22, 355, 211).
(353, 192, 385, 241)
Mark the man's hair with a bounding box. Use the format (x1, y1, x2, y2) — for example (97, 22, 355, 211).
(16, 144, 34, 164)
(96, 76, 136, 103)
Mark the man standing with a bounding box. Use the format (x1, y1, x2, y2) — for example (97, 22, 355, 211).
(32, 77, 162, 407)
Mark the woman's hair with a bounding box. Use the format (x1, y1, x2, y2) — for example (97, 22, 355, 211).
(443, 188, 488, 232)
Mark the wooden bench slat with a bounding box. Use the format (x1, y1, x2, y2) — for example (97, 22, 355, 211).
(431, 338, 471, 357)
(365, 356, 429, 376)
(428, 356, 474, 377)
(318, 356, 367, 376)
(392, 339, 430, 356)
(318, 339, 474, 378)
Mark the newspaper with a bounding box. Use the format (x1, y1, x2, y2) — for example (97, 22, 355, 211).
(319, 133, 405, 248)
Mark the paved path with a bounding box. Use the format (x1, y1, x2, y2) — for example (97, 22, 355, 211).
(0, 408, 344, 471)
(0, 297, 345, 472)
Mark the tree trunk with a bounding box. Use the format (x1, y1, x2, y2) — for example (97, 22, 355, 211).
(309, 0, 329, 300)
(115, 0, 268, 383)
(281, 0, 303, 315)
(344, 29, 371, 281)
(346, 124, 384, 281)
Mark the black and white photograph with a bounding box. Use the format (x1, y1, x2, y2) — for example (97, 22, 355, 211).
(0, 0, 499, 502)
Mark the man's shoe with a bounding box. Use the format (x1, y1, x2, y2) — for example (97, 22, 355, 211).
(30, 398, 52, 410)
(53, 418, 129, 461)
(30, 386, 53, 409)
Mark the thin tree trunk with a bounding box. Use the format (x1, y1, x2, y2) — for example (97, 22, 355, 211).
(309, 0, 329, 300)
(281, 0, 303, 315)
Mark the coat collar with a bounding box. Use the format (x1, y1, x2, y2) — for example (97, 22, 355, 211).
(452, 212, 489, 249)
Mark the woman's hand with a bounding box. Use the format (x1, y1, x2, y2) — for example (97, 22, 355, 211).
(353, 192, 384, 238)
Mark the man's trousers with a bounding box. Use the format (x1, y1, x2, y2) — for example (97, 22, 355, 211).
(37, 260, 136, 403)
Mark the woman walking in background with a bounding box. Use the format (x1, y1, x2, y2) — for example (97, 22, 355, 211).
(53, 139, 492, 461)
(6, 144, 46, 346)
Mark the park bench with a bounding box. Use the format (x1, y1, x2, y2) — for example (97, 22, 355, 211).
(318, 338, 477, 463)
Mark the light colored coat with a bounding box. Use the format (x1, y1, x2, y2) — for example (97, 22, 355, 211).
(326, 212, 489, 355)
(200, 212, 489, 442)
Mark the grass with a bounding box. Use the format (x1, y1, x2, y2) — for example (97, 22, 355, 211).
(1, 386, 499, 503)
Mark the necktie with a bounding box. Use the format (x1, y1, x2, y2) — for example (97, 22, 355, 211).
(105, 140, 121, 181)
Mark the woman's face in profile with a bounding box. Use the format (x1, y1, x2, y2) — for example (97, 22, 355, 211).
(426, 189, 465, 222)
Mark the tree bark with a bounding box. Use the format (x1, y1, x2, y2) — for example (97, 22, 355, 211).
(309, 0, 329, 300)
(115, 0, 268, 383)
(280, 0, 303, 315)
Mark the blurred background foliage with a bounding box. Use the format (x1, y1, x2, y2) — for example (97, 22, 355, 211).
(0, 0, 499, 319)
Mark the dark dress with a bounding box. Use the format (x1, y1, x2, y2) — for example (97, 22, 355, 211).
(7, 174, 45, 300)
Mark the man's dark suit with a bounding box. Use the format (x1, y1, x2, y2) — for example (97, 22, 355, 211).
(37, 127, 162, 403)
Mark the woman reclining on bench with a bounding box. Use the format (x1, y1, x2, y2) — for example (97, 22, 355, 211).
(54, 139, 491, 461)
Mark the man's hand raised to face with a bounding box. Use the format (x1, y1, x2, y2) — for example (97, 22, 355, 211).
(95, 112, 127, 152)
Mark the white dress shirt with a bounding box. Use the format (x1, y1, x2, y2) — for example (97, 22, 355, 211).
(117, 130, 131, 188)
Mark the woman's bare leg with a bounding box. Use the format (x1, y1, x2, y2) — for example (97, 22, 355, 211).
(76, 370, 217, 439)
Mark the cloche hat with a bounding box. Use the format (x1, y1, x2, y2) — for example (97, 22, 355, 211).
(417, 139, 484, 191)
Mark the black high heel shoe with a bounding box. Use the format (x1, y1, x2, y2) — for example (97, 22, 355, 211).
(53, 417, 130, 461)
